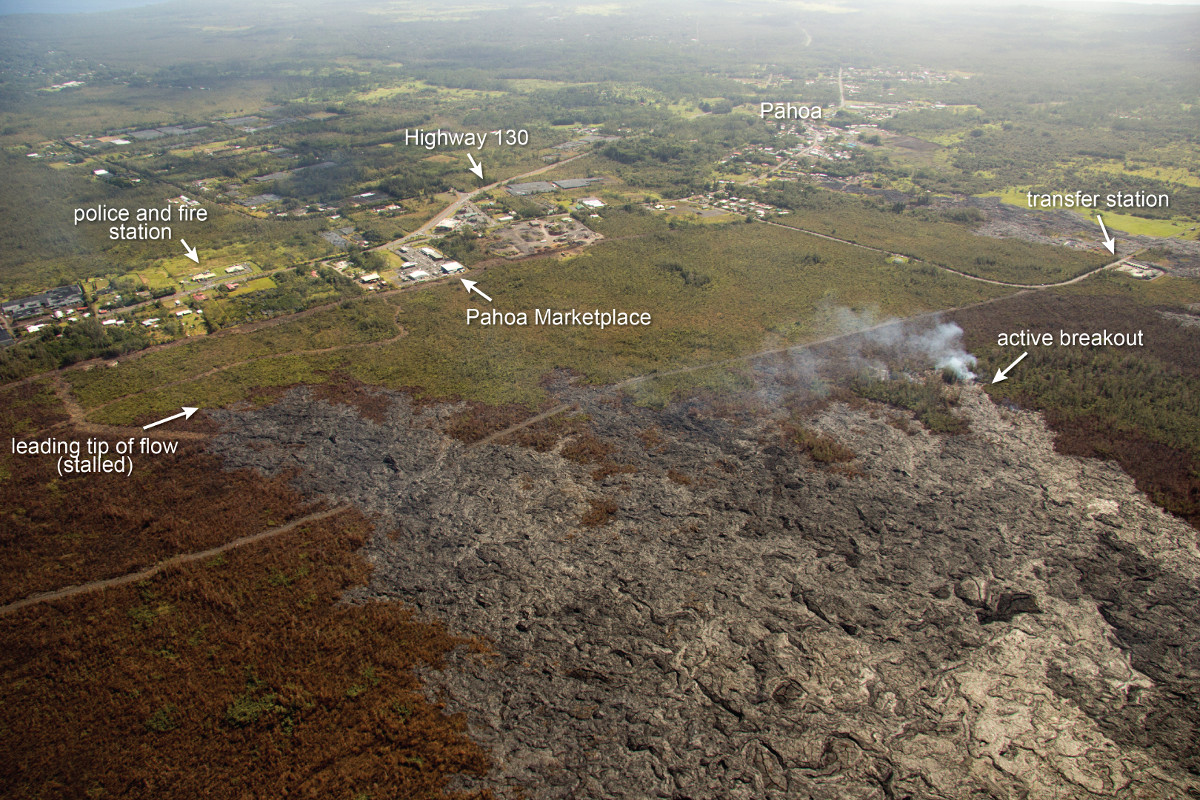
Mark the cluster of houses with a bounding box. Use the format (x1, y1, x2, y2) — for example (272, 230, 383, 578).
(722, 122, 862, 173)
(686, 192, 787, 218)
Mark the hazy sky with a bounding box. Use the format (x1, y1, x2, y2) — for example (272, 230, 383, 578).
(988, 0, 1198, 4)
(0, 0, 164, 12)
(3, 0, 1199, 14)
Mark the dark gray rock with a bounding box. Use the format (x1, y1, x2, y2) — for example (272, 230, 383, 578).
(210, 384, 1200, 800)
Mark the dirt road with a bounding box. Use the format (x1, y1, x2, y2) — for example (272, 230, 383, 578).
(764, 219, 1130, 288)
(0, 504, 351, 618)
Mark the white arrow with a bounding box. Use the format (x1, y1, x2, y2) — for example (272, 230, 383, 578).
(460, 278, 492, 303)
(181, 239, 199, 263)
(466, 152, 484, 180)
(1095, 214, 1116, 255)
(143, 406, 199, 430)
(992, 351, 1028, 384)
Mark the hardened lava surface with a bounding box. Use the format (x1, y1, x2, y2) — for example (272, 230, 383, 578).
(211, 382, 1200, 800)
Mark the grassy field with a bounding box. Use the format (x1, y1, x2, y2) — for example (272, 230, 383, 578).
(72, 220, 1010, 425)
(1073, 209, 1195, 238)
(1093, 161, 1200, 189)
(979, 188, 1031, 207)
(65, 297, 399, 410)
(983, 187, 1196, 237)
(230, 276, 278, 296)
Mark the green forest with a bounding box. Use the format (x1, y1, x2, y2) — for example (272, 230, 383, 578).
(957, 276, 1200, 527)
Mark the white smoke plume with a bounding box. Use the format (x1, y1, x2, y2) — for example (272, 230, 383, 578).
(913, 322, 978, 381)
(708, 305, 980, 414)
(829, 306, 978, 381)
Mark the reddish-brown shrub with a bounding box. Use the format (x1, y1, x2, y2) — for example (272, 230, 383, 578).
(581, 497, 619, 527)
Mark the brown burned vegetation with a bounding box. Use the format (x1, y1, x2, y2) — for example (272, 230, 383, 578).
(666, 468, 693, 486)
(638, 426, 666, 452)
(678, 389, 772, 425)
(591, 462, 638, 482)
(581, 496, 620, 527)
(561, 432, 614, 464)
(0, 379, 69, 435)
(953, 278, 1200, 528)
(1, 382, 493, 797)
(778, 419, 865, 479)
(0, 508, 492, 800)
(450, 402, 641, 483)
(312, 370, 395, 424)
(0, 383, 326, 604)
(560, 431, 642, 483)
(445, 401, 538, 444)
(507, 413, 588, 451)
(780, 421, 858, 465)
(0, 428, 321, 604)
